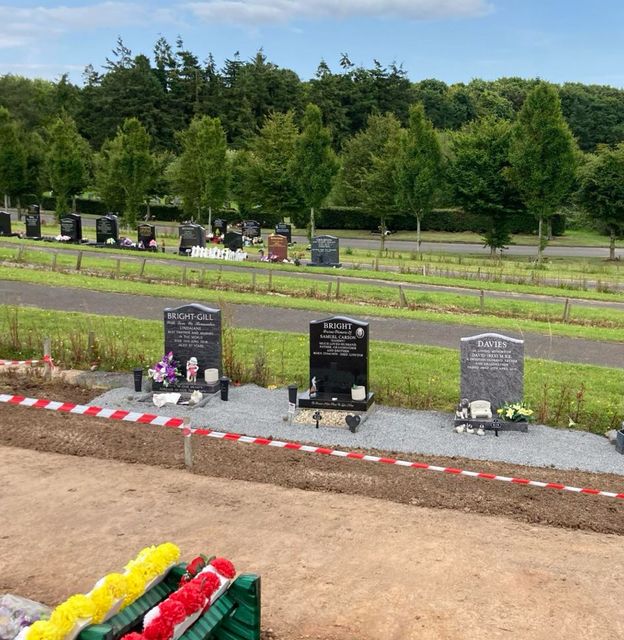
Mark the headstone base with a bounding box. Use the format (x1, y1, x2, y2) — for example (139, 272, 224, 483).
(298, 390, 375, 412)
(306, 261, 342, 268)
(152, 381, 221, 394)
(453, 418, 528, 433)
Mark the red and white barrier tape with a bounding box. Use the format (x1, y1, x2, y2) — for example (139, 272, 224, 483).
(0, 393, 183, 428)
(0, 355, 53, 367)
(1, 392, 622, 500)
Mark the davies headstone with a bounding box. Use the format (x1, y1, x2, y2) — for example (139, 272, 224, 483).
(161, 303, 222, 392)
(460, 332, 524, 411)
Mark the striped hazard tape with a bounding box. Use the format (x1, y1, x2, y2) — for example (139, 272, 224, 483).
(0, 394, 184, 428)
(0, 356, 53, 367)
(1, 392, 623, 500)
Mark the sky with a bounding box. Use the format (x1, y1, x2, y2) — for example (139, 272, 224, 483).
(1, 0, 624, 87)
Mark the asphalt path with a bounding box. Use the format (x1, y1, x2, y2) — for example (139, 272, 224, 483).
(2, 280, 622, 368)
(3, 241, 624, 311)
(5, 209, 620, 259)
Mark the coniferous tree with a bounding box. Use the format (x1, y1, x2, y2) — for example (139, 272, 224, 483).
(508, 82, 577, 263)
(290, 103, 339, 235)
(45, 113, 89, 217)
(396, 104, 443, 254)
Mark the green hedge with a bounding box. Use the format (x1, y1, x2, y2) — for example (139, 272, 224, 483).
(318, 206, 566, 236)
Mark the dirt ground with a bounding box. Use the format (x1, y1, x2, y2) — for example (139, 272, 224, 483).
(1, 377, 624, 639)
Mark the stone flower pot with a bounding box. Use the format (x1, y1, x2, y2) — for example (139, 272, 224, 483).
(351, 385, 366, 401)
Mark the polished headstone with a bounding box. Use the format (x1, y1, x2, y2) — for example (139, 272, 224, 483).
(160, 303, 222, 392)
(223, 231, 243, 251)
(310, 235, 340, 267)
(242, 220, 261, 238)
(25, 208, 41, 238)
(178, 222, 206, 253)
(0, 211, 11, 236)
(137, 223, 156, 248)
(460, 332, 524, 411)
(96, 214, 119, 244)
(275, 222, 292, 243)
(60, 213, 82, 242)
(267, 234, 288, 261)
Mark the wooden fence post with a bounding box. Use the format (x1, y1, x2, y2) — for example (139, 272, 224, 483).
(183, 419, 193, 471)
(43, 337, 52, 380)
(335, 276, 341, 299)
(399, 285, 408, 307)
(326, 281, 333, 299)
(268, 270, 273, 291)
(75, 251, 83, 271)
(479, 289, 485, 314)
(139, 258, 147, 278)
(51, 253, 58, 271)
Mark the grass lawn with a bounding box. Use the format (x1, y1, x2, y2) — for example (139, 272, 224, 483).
(0, 305, 621, 434)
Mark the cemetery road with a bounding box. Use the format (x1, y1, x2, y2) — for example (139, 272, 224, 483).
(2, 280, 623, 368)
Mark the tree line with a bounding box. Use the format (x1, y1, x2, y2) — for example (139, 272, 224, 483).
(0, 39, 624, 259)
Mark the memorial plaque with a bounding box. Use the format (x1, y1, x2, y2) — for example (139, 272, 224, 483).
(310, 235, 340, 267)
(212, 218, 227, 238)
(96, 214, 119, 244)
(299, 315, 374, 410)
(242, 220, 261, 238)
(178, 222, 206, 253)
(60, 213, 82, 242)
(267, 234, 288, 261)
(25, 208, 41, 238)
(138, 223, 156, 248)
(460, 332, 524, 411)
(0, 211, 11, 236)
(223, 231, 243, 251)
(275, 222, 292, 243)
(161, 303, 222, 392)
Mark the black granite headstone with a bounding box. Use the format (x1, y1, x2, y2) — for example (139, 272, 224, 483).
(25, 208, 41, 238)
(60, 213, 82, 242)
(178, 223, 206, 253)
(460, 332, 524, 411)
(299, 315, 374, 411)
(96, 214, 119, 244)
(0, 211, 11, 236)
(242, 220, 261, 238)
(275, 222, 292, 244)
(223, 231, 243, 251)
(138, 223, 156, 248)
(310, 235, 340, 267)
(212, 218, 227, 239)
(160, 303, 222, 392)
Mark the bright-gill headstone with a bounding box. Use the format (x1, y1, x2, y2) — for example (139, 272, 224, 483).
(460, 332, 524, 411)
(161, 303, 222, 392)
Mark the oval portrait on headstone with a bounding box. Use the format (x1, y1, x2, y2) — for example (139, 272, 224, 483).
(356, 328, 365, 339)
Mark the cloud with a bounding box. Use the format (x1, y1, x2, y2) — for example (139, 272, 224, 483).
(0, 2, 174, 48)
(183, 0, 492, 25)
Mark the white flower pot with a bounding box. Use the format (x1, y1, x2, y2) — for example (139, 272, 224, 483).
(204, 368, 219, 384)
(351, 386, 366, 401)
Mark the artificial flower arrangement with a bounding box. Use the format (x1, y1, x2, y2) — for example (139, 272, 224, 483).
(121, 556, 236, 640)
(20, 543, 180, 640)
(497, 401, 534, 422)
(148, 353, 181, 388)
(105, 238, 117, 245)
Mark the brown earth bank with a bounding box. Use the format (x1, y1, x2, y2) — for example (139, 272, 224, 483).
(1, 377, 623, 536)
(1, 446, 624, 640)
